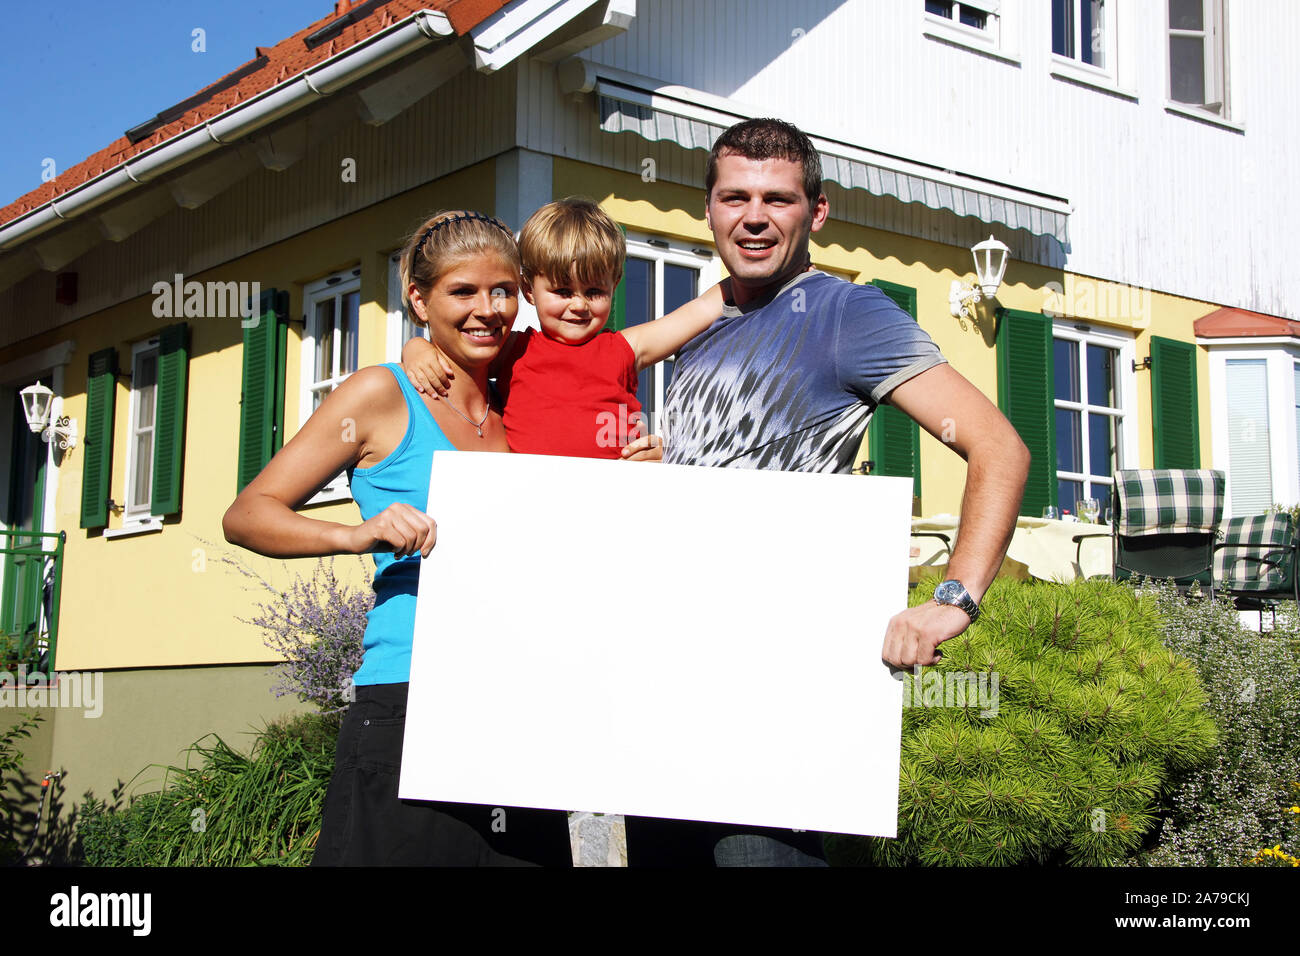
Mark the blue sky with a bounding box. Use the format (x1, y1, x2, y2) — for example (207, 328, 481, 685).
(0, 0, 337, 208)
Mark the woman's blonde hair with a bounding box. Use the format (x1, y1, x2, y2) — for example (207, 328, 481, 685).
(517, 197, 625, 288)
(399, 210, 520, 315)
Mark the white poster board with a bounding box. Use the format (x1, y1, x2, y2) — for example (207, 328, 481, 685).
(399, 451, 910, 837)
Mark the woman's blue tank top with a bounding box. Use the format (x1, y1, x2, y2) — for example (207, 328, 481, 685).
(348, 363, 456, 685)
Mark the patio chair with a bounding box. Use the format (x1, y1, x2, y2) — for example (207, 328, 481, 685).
(1213, 511, 1299, 629)
(1079, 469, 1226, 596)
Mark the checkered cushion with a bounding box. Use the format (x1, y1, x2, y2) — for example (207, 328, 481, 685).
(1115, 469, 1225, 537)
(1215, 512, 1297, 592)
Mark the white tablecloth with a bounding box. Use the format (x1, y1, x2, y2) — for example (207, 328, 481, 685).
(911, 514, 1113, 582)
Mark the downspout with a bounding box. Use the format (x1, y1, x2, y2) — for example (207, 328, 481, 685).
(0, 10, 454, 254)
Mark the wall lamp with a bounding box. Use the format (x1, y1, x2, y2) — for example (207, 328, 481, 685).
(20, 382, 78, 451)
(949, 235, 1010, 321)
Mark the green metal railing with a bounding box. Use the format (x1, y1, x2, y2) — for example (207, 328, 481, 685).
(0, 529, 65, 677)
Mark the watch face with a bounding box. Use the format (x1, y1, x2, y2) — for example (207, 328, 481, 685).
(934, 580, 965, 603)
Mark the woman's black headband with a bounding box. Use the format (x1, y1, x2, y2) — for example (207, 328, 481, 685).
(413, 212, 513, 259)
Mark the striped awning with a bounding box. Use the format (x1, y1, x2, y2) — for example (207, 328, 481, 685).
(597, 82, 1070, 245)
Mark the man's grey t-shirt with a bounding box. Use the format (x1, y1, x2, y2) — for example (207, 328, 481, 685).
(663, 270, 946, 471)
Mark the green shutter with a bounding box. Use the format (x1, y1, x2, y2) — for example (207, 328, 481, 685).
(1151, 335, 1201, 469)
(237, 289, 288, 491)
(80, 347, 118, 528)
(996, 308, 1055, 517)
(606, 224, 628, 332)
(150, 322, 189, 516)
(868, 280, 922, 500)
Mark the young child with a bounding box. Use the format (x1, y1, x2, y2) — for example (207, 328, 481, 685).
(402, 197, 724, 458)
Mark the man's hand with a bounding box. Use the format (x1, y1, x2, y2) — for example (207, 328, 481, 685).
(881, 601, 972, 669)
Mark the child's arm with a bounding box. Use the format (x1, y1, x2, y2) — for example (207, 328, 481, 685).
(620, 280, 726, 373)
(401, 335, 453, 397)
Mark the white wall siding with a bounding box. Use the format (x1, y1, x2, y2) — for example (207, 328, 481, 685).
(575, 0, 1299, 318)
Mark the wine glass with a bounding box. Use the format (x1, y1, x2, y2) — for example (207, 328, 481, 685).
(1041, 506, 1060, 520)
(1076, 497, 1100, 524)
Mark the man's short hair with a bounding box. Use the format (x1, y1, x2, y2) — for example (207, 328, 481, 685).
(705, 118, 823, 204)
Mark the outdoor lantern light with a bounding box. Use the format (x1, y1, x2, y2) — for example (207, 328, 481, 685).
(19, 381, 77, 451)
(949, 234, 1011, 320)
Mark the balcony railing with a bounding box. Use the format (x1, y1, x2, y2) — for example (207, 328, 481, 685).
(0, 529, 65, 677)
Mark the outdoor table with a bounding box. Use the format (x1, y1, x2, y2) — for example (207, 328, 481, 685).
(910, 514, 1113, 582)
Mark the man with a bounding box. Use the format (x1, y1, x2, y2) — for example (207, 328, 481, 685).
(626, 118, 1030, 867)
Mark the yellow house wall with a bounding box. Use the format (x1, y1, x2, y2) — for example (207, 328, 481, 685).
(555, 158, 1217, 517)
(2, 153, 1221, 673)
(0, 162, 494, 672)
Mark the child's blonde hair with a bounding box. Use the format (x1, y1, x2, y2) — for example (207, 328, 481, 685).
(400, 210, 520, 314)
(518, 197, 625, 289)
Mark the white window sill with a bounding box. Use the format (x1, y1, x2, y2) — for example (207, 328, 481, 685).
(1049, 59, 1136, 101)
(922, 18, 1020, 66)
(1164, 101, 1244, 133)
(103, 517, 164, 539)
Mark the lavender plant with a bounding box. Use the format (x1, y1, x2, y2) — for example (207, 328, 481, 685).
(1142, 584, 1300, 866)
(221, 553, 372, 714)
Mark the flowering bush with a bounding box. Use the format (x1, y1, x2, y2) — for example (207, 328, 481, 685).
(1141, 586, 1300, 865)
(223, 554, 372, 714)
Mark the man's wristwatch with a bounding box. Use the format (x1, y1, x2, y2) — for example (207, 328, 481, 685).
(933, 579, 980, 623)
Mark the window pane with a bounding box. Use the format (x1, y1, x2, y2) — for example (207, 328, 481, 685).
(1058, 478, 1083, 515)
(1086, 344, 1116, 408)
(1088, 412, 1115, 478)
(958, 6, 986, 28)
(132, 352, 158, 511)
(661, 264, 698, 394)
(1169, 0, 1204, 31)
(1057, 407, 1082, 473)
(1170, 35, 1206, 104)
(315, 298, 335, 383)
(1226, 359, 1273, 515)
(623, 258, 655, 414)
(342, 290, 360, 374)
(1051, 0, 1074, 57)
(925, 1, 953, 19)
(1054, 339, 1080, 402)
(1084, 0, 1105, 68)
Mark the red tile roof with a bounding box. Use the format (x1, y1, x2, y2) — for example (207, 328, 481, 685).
(1194, 306, 1300, 339)
(0, 0, 510, 229)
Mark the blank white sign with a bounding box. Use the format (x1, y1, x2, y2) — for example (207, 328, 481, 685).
(399, 451, 909, 838)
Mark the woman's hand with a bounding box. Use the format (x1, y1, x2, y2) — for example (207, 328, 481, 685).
(348, 502, 438, 558)
(620, 433, 664, 462)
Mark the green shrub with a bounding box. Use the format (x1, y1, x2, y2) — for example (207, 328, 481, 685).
(828, 578, 1217, 866)
(0, 713, 41, 864)
(1140, 586, 1300, 866)
(76, 712, 338, 866)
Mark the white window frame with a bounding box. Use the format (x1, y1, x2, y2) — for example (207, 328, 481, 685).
(623, 234, 721, 437)
(386, 252, 426, 363)
(1052, 322, 1138, 511)
(1205, 341, 1300, 518)
(108, 337, 166, 537)
(923, 0, 1020, 64)
(1048, 0, 1138, 96)
(1166, 0, 1229, 118)
(301, 269, 362, 504)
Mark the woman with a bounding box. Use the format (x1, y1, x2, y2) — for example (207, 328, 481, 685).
(225, 210, 648, 865)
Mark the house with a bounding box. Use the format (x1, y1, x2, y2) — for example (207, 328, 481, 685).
(1, 0, 1294, 825)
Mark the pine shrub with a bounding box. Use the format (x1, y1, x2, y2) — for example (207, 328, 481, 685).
(829, 577, 1217, 866)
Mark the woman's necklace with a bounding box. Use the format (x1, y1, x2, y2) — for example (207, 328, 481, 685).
(441, 393, 490, 437)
